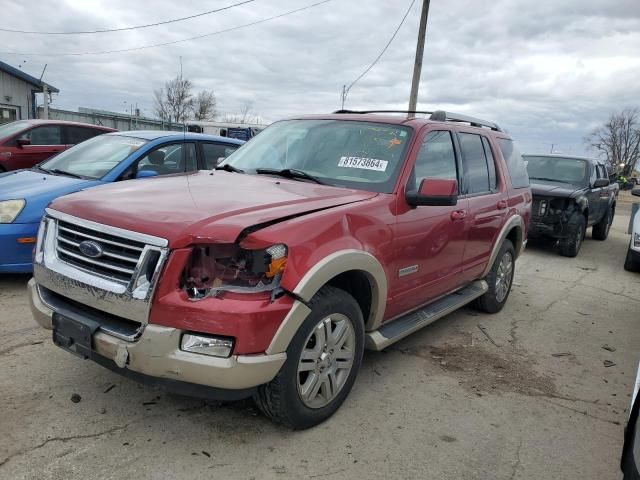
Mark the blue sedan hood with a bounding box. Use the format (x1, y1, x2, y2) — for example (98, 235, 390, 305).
(0, 169, 101, 223)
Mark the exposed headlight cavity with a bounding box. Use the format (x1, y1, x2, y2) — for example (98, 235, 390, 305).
(0, 199, 26, 223)
(182, 243, 288, 299)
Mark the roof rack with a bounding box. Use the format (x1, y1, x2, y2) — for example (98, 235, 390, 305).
(332, 109, 503, 132)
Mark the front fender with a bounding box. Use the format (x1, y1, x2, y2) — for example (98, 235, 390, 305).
(265, 249, 387, 355)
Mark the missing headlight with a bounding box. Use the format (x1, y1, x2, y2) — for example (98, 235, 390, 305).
(182, 243, 287, 299)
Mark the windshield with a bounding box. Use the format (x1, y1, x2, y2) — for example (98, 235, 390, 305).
(39, 135, 148, 179)
(525, 156, 589, 186)
(221, 120, 413, 193)
(0, 120, 31, 139)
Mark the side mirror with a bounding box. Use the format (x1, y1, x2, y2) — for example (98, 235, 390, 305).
(136, 169, 159, 179)
(16, 138, 30, 148)
(406, 178, 458, 207)
(593, 178, 610, 188)
(632, 188, 640, 198)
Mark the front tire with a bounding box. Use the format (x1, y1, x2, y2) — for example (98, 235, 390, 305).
(624, 243, 640, 272)
(592, 206, 614, 241)
(475, 239, 515, 314)
(254, 286, 364, 429)
(559, 213, 586, 257)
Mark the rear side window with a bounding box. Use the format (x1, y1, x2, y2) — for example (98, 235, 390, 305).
(482, 137, 497, 191)
(23, 125, 62, 145)
(497, 138, 529, 189)
(411, 131, 457, 190)
(201, 142, 240, 169)
(66, 126, 103, 144)
(459, 133, 491, 194)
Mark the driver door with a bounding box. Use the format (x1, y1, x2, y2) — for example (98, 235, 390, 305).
(388, 128, 469, 317)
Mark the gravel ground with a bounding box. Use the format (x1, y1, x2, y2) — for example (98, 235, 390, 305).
(1, 206, 639, 480)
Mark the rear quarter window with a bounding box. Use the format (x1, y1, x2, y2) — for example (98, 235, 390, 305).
(497, 138, 529, 189)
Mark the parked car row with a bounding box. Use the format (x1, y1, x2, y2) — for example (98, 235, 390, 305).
(0, 112, 636, 431)
(0, 127, 244, 272)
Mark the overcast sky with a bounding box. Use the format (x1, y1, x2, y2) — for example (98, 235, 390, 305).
(1, 0, 639, 155)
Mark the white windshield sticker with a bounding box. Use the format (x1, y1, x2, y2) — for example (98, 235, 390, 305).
(338, 156, 388, 172)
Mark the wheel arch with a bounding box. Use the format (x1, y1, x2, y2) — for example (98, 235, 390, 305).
(266, 250, 387, 354)
(481, 215, 525, 278)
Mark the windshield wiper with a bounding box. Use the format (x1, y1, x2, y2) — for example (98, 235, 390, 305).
(32, 165, 51, 174)
(530, 177, 564, 182)
(215, 164, 244, 173)
(48, 168, 84, 179)
(255, 168, 327, 185)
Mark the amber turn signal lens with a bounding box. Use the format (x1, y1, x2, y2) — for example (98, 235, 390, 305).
(17, 237, 37, 244)
(266, 256, 287, 278)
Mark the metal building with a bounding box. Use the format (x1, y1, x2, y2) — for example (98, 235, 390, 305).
(0, 61, 58, 125)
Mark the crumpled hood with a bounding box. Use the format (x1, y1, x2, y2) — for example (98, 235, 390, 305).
(49, 171, 378, 247)
(530, 180, 585, 199)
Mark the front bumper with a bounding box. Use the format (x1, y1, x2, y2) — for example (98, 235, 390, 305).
(0, 222, 38, 273)
(529, 218, 569, 239)
(28, 279, 286, 393)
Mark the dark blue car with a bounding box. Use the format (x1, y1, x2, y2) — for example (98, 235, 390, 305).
(0, 130, 244, 273)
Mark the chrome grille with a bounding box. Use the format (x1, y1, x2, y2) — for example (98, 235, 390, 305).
(55, 219, 146, 284)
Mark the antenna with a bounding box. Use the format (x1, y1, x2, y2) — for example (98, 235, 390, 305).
(39, 63, 47, 81)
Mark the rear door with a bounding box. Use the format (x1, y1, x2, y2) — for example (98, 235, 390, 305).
(389, 128, 469, 315)
(457, 131, 508, 280)
(14, 124, 65, 168)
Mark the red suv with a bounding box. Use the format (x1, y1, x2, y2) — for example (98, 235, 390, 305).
(0, 120, 115, 172)
(29, 110, 531, 428)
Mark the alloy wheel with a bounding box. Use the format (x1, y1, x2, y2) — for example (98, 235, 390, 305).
(495, 251, 514, 303)
(297, 313, 356, 409)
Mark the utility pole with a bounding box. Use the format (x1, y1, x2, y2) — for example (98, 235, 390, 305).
(408, 0, 431, 115)
(42, 84, 49, 119)
(340, 85, 347, 110)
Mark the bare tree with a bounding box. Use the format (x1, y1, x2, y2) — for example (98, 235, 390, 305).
(192, 90, 217, 121)
(153, 76, 194, 123)
(586, 108, 640, 175)
(223, 102, 264, 124)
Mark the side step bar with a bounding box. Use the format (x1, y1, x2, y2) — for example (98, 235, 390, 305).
(365, 280, 488, 351)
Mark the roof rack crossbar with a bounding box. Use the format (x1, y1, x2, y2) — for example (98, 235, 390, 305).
(332, 109, 502, 132)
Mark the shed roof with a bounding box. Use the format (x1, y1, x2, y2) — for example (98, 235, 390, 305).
(0, 61, 59, 93)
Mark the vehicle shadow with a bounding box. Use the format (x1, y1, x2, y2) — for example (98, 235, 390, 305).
(0, 273, 31, 289)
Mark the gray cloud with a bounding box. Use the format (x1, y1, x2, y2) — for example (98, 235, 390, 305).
(1, 0, 639, 155)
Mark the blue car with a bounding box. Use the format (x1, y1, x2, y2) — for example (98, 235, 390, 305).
(0, 131, 244, 273)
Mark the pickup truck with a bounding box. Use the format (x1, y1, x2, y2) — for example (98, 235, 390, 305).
(524, 154, 618, 257)
(29, 110, 531, 428)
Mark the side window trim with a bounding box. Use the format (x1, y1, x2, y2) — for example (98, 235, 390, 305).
(407, 128, 460, 193)
(481, 136, 498, 193)
(455, 131, 493, 197)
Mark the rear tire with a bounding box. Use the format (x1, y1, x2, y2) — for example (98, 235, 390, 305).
(559, 213, 586, 257)
(475, 239, 515, 314)
(254, 286, 364, 429)
(624, 243, 640, 272)
(592, 206, 613, 240)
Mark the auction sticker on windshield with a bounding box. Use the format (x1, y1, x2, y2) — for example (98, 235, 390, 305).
(338, 156, 388, 172)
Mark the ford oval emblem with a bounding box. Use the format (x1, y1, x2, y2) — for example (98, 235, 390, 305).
(78, 240, 104, 258)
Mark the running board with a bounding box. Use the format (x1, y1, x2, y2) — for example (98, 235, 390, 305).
(365, 280, 488, 351)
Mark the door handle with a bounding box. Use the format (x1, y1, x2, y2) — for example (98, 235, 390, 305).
(450, 209, 467, 221)
(497, 200, 508, 210)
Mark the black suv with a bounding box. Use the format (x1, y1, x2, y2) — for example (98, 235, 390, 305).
(524, 154, 618, 257)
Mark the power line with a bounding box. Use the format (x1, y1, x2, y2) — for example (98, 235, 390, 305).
(0, 0, 256, 35)
(341, 0, 416, 106)
(0, 0, 334, 56)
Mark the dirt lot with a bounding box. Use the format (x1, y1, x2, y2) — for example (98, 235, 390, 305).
(1, 205, 639, 480)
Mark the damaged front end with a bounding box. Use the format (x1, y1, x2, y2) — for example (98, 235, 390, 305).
(181, 243, 288, 300)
